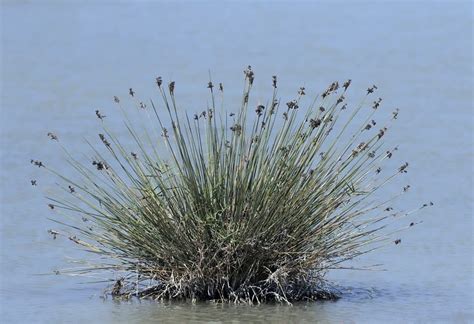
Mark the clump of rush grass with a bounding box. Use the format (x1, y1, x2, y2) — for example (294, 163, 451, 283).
(34, 66, 433, 304)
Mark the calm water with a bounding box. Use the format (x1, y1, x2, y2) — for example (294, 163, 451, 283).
(1, 1, 473, 323)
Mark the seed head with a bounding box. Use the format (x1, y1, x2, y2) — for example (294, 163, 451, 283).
(31, 159, 44, 168)
(399, 162, 409, 173)
(372, 97, 382, 109)
(244, 66, 254, 85)
(230, 124, 242, 135)
(99, 134, 110, 147)
(92, 160, 107, 170)
(48, 229, 58, 239)
(310, 118, 321, 129)
(256, 104, 265, 116)
(343, 79, 352, 90)
(392, 108, 399, 120)
(156, 77, 162, 87)
(47, 132, 58, 141)
(243, 93, 249, 104)
(322, 82, 339, 98)
(169, 81, 175, 95)
(286, 100, 298, 109)
(95, 110, 106, 120)
(377, 127, 387, 139)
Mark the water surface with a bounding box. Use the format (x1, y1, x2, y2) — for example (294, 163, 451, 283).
(1, 1, 473, 323)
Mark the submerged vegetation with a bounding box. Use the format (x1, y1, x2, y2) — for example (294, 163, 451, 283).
(33, 67, 432, 304)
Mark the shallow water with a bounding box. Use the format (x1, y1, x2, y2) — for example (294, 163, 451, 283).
(1, 1, 473, 323)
